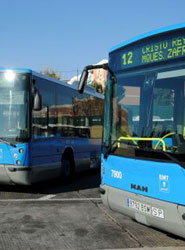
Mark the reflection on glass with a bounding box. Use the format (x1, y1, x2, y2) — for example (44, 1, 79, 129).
(32, 80, 104, 139)
(108, 67, 185, 156)
(0, 72, 29, 142)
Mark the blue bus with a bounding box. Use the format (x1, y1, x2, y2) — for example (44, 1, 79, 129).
(79, 23, 185, 238)
(0, 68, 104, 185)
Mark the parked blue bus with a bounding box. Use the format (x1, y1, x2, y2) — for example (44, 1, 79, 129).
(79, 23, 185, 238)
(0, 68, 104, 185)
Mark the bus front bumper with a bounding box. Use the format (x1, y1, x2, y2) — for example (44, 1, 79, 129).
(100, 184, 185, 239)
(0, 164, 32, 185)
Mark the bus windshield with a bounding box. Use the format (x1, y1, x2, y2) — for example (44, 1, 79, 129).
(0, 71, 30, 143)
(108, 66, 185, 159)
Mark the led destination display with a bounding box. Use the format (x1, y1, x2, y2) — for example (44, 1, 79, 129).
(111, 30, 185, 71)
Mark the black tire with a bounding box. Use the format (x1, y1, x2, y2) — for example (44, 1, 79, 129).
(61, 153, 75, 180)
(62, 158, 71, 178)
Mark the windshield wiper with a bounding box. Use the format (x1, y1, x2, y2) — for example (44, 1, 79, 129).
(104, 140, 140, 159)
(141, 147, 185, 169)
(104, 139, 185, 169)
(0, 138, 16, 148)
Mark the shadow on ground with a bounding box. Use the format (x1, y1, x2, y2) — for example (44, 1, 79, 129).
(0, 168, 101, 195)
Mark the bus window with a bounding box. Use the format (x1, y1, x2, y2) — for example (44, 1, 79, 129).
(112, 74, 144, 141)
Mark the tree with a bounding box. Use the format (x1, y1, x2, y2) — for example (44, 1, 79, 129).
(40, 67, 61, 80)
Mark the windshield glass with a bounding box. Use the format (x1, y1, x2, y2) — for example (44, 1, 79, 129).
(0, 71, 30, 142)
(106, 66, 185, 160)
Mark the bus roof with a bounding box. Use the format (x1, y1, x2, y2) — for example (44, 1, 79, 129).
(0, 68, 32, 74)
(109, 22, 185, 53)
(0, 68, 103, 99)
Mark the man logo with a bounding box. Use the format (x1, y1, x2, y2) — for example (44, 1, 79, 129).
(131, 184, 148, 192)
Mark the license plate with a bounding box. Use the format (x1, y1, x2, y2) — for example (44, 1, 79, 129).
(151, 206, 164, 218)
(127, 198, 164, 219)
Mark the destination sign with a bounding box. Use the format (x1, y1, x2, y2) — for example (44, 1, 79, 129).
(110, 30, 185, 71)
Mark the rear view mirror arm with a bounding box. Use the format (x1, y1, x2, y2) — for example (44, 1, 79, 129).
(78, 63, 115, 93)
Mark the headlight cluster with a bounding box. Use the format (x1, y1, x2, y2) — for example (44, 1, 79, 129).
(13, 148, 24, 165)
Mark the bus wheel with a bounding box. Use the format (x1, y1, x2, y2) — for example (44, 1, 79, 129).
(61, 153, 74, 179)
(63, 159, 71, 177)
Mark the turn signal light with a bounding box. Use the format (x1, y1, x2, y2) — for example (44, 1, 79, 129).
(13, 153, 18, 158)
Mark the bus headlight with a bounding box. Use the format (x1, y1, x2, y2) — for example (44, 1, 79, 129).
(16, 160, 21, 165)
(4, 70, 16, 81)
(19, 148, 24, 153)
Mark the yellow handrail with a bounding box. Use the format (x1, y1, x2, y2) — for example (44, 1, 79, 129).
(118, 136, 166, 151)
(123, 134, 138, 145)
(154, 132, 175, 150)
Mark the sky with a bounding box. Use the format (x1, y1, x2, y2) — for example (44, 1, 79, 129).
(1, 0, 185, 80)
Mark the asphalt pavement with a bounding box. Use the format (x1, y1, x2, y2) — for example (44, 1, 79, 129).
(0, 170, 185, 250)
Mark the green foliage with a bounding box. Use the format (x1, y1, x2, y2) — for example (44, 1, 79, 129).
(41, 67, 61, 80)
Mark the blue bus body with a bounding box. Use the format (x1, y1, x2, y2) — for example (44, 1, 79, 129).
(101, 155, 185, 205)
(0, 69, 104, 185)
(100, 23, 185, 238)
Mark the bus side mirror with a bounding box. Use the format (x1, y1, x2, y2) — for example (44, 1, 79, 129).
(33, 91, 42, 111)
(78, 69, 88, 93)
